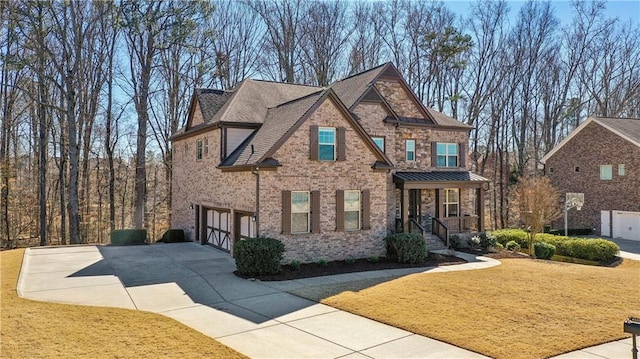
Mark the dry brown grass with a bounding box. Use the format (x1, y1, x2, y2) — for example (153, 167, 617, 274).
(317, 258, 640, 359)
(0, 248, 247, 359)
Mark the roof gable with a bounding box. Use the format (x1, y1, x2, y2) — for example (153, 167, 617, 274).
(221, 88, 393, 169)
(542, 116, 640, 163)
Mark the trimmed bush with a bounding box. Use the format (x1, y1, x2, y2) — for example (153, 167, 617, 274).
(506, 240, 521, 252)
(547, 228, 594, 236)
(385, 233, 427, 264)
(161, 229, 185, 243)
(491, 229, 528, 248)
(492, 229, 619, 262)
(110, 229, 147, 246)
(235, 237, 285, 276)
(534, 242, 556, 259)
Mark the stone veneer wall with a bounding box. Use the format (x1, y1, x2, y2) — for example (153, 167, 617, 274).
(545, 121, 640, 233)
(258, 99, 389, 262)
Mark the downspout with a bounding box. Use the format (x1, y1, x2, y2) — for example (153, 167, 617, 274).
(252, 166, 260, 237)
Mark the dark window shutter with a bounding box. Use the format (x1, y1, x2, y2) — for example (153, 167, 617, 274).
(336, 190, 344, 232)
(361, 189, 370, 230)
(459, 143, 466, 168)
(309, 125, 319, 160)
(337, 127, 346, 161)
(431, 141, 437, 167)
(282, 191, 292, 235)
(311, 190, 320, 233)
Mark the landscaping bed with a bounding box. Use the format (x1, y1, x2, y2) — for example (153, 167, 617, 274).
(235, 253, 466, 281)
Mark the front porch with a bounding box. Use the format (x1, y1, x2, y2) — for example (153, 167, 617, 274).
(393, 171, 490, 248)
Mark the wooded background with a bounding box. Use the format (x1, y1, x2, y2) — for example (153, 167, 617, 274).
(1, 0, 638, 248)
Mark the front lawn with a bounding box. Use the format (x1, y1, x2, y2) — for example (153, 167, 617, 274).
(311, 258, 640, 359)
(0, 249, 247, 359)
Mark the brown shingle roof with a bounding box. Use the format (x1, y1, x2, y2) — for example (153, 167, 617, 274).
(230, 91, 325, 166)
(330, 63, 387, 109)
(196, 89, 233, 123)
(211, 79, 321, 124)
(594, 117, 640, 145)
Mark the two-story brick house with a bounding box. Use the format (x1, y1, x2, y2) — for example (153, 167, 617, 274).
(542, 116, 640, 240)
(171, 63, 489, 262)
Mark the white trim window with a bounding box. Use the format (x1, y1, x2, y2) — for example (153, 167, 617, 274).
(600, 165, 613, 180)
(444, 188, 459, 217)
(318, 127, 336, 161)
(437, 143, 458, 167)
(291, 191, 310, 233)
(406, 139, 415, 161)
(618, 164, 626, 176)
(344, 190, 361, 230)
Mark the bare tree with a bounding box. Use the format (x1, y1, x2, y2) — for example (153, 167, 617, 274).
(512, 176, 561, 256)
(249, 0, 306, 83)
(299, 1, 352, 86)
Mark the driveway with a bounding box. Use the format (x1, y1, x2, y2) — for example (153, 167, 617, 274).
(18, 243, 494, 359)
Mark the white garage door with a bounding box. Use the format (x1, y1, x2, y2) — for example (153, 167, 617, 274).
(601, 211, 611, 237)
(612, 211, 640, 241)
(206, 209, 231, 252)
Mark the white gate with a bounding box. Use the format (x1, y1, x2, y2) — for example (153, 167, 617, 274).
(601, 210, 611, 237)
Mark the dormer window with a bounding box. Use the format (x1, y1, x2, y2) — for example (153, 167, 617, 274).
(436, 143, 458, 167)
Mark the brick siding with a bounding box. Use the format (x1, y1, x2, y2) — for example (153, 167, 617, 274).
(545, 121, 640, 233)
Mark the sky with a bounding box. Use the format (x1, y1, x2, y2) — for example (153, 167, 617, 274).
(445, 0, 640, 25)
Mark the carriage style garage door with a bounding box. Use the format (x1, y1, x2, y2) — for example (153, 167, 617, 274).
(205, 208, 231, 252)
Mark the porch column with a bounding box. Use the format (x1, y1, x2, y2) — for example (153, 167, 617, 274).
(477, 187, 485, 232)
(401, 188, 409, 232)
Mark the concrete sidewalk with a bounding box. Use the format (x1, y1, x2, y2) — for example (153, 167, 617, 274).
(16, 243, 634, 358)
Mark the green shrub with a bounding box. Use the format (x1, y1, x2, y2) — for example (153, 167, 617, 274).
(317, 259, 328, 267)
(479, 232, 497, 250)
(235, 237, 285, 276)
(491, 229, 528, 248)
(345, 257, 356, 264)
(367, 255, 379, 263)
(505, 240, 521, 252)
(290, 259, 301, 270)
(385, 233, 427, 264)
(554, 238, 619, 262)
(110, 229, 147, 246)
(547, 228, 594, 236)
(495, 242, 504, 249)
(160, 229, 185, 243)
(534, 242, 556, 259)
(450, 235, 461, 250)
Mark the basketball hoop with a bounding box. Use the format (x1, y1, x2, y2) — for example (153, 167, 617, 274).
(564, 192, 585, 236)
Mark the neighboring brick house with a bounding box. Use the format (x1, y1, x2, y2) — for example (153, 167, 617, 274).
(171, 63, 489, 262)
(541, 116, 640, 241)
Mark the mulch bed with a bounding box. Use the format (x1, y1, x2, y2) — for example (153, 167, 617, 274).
(457, 247, 531, 259)
(235, 253, 466, 281)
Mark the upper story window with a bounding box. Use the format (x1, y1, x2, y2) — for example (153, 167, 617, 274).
(618, 164, 626, 176)
(344, 190, 361, 231)
(437, 143, 458, 167)
(372, 136, 385, 152)
(600, 165, 612, 180)
(291, 191, 310, 233)
(405, 139, 415, 161)
(318, 127, 336, 161)
(196, 140, 203, 161)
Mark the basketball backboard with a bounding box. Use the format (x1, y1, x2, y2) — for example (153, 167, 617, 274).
(566, 192, 584, 210)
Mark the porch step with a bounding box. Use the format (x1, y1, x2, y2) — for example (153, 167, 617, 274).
(425, 233, 448, 251)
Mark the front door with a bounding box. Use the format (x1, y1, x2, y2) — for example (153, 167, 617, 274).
(409, 189, 421, 220)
